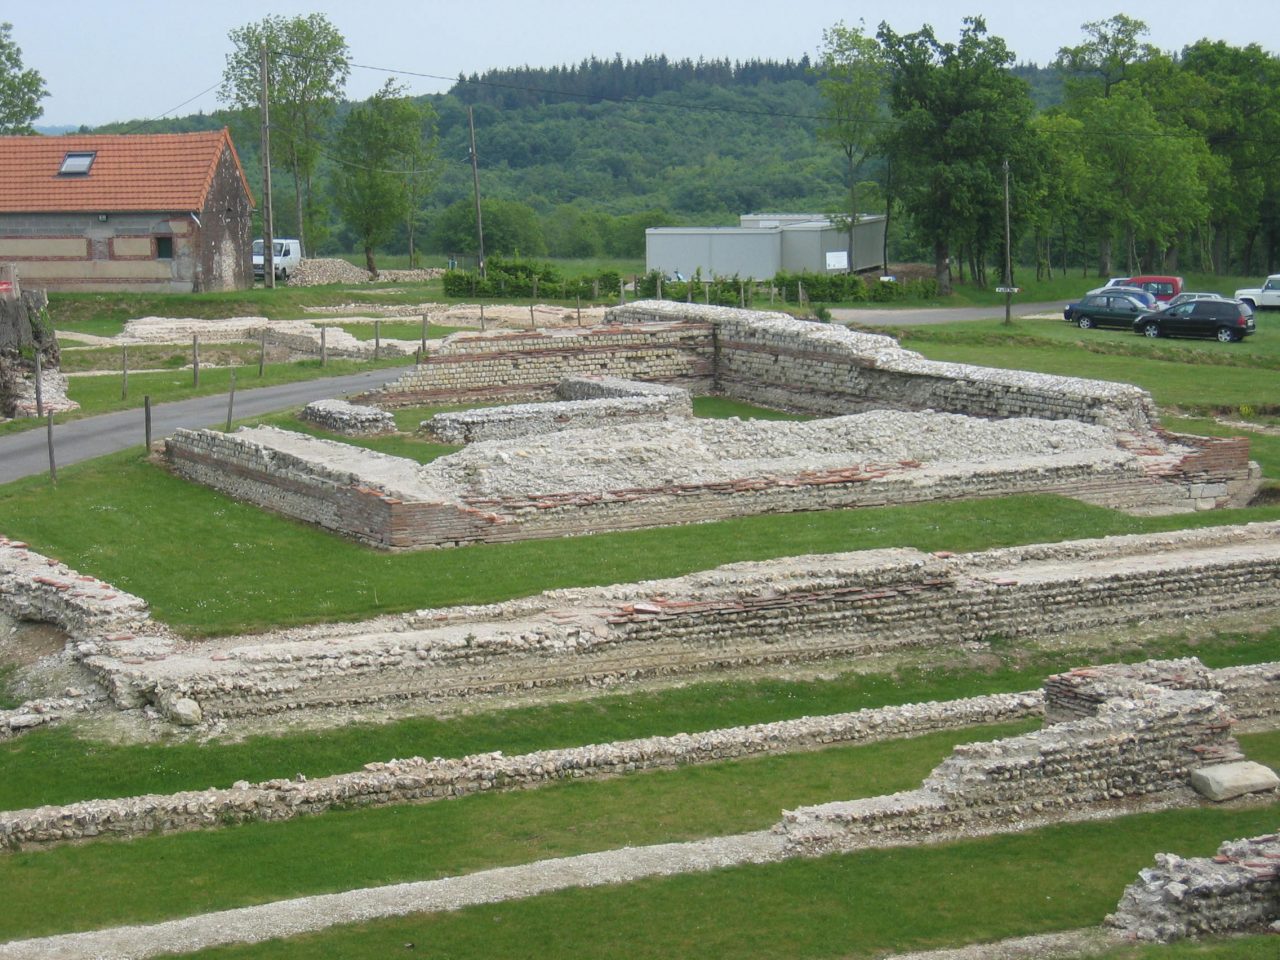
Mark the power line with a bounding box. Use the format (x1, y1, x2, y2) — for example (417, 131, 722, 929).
(116, 81, 224, 135)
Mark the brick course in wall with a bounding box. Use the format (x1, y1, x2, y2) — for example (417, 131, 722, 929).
(84, 523, 1280, 722)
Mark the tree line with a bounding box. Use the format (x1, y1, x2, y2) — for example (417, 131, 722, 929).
(4, 14, 1277, 281)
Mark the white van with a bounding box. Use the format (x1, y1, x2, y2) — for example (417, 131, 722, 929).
(252, 238, 304, 282)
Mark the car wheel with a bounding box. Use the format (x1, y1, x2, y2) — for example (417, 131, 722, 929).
(1142, 322, 1160, 338)
(1077, 316, 1094, 329)
(1216, 326, 1238, 343)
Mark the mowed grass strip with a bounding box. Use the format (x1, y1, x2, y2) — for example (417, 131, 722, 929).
(0, 722, 1034, 940)
(3, 453, 1279, 636)
(887, 317, 1280, 412)
(155, 802, 1280, 960)
(4, 627, 1277, 812)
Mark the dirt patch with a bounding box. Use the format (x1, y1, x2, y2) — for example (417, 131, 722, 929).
(0, 613, 69, 668)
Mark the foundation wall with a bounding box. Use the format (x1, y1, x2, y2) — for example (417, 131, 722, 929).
(779, 661, 1254, 856)
(366, 323, 716, 407)
(1108, 831, 1280, 941)
(90, 524, 1280, 720)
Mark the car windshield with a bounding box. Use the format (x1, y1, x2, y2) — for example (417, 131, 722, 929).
(252, 240, 263, 255)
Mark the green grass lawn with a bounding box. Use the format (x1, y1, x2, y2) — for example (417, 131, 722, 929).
(2, 453, 1278, 635)
(2, 725, 1274, 948)
(882, 317, 1280, 414)
(150, 802, 1278, 960)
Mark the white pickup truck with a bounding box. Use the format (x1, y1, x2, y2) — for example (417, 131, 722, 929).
(1234, 274, 1280, 310)
(252, 238, 304, 282)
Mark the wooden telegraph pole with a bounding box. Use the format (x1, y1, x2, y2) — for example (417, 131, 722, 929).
(260, 44, 276, 289)
(468, 106, 486, 279)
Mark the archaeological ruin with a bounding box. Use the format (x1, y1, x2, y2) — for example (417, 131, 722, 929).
(162, 302, 1259, 551)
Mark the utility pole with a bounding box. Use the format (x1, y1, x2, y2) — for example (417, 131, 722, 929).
(1002, 157, 1013, 326)
(259, 43, 276, 289)
(468, 105, 486, 279)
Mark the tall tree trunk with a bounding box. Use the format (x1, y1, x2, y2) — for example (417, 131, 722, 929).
(290, 148, 305, 253)
(934, 239, 951, 295)
(364, 244, 378, 279)
(1098, 234, 1112, 278)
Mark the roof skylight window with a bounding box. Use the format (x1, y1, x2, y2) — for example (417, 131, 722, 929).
(58, 152, 96, 175)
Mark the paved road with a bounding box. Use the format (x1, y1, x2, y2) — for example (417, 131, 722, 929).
(830, 300, 1063, 326)
(0, 365, 410, 485)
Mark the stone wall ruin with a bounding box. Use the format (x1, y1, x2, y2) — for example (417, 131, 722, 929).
(779, 660, 1277, 857)
(82, 522, 1280, 723)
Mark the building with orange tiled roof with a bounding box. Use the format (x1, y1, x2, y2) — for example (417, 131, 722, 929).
(0, 129, 254, 292)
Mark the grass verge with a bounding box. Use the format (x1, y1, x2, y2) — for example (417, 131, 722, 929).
(157, 802, 1280, 960)
(2, 454, 1279, 635)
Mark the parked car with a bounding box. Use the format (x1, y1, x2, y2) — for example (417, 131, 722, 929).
(1126, 275, 1183, 302)
(1070, 292, 1154, 330)
(1234, 274, 1280, 311)
(1065, 287, 1156, 322)
(1132, 298, 1255, 341)
(252, 238, 304, 281)
(1166, 291, 1228, 308)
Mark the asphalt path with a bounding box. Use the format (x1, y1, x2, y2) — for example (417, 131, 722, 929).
(830, 300, 1063, 326)
(0, 364, 411, 485)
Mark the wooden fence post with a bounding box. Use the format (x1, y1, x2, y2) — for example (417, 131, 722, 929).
(33, 350, 43, 418)
(46, 411, 56, 486)
(192, 335, 200, 387)
(226, 369, 237, 431)
(321, 326, 327, 366)
(144, 395, 152, 450)
(121, 345, 128, 400)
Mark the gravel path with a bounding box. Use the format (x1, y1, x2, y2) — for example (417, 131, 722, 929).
(0, 832, 784, 959)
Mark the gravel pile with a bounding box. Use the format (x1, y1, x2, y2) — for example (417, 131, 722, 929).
(419, 410, 1126, 497)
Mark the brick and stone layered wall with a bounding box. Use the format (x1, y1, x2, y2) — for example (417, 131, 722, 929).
(421, 377, 691, 444)
(778, 661, 1256, 856)
(1108, 831, 1280, 941)
(609, 302, 1162, 433)
(86, 523, 1280, 721)
(365, 323, 715, 407)
(0, 534, 148, 636)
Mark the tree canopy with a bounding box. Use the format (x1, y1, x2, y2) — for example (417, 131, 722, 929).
(0, 22, 48, 134)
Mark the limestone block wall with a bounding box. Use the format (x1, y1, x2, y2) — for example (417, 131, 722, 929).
(300, 399, 397, 436)
(366, 323, 715, 407)
(86, 523, 1280, 721)
(1108, 831, 1280, 941)
(0, 690, 1041, 852)
(779, 661, 1250, 856)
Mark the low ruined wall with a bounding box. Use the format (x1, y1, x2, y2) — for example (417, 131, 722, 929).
(1108, 831, 1280, 941)
(0, 534, 148, 637)
(422, 394, 687, 444)
(366, 323, 715, 407)
(609, 302, 1162, 433)
(300, 399, 397, 436)
(0, 691, 1041, 852)
(779, 661, 1254, 856)
(88, 523, 1280, 721)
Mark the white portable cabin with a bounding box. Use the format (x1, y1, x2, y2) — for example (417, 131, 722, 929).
(646, 213, 886, 281)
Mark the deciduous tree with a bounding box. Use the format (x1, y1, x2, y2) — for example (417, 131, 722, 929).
(877, 17, 1040, 293)
(816, 21, 886, 272)
(0, 22, 47, 134)
(220, 14, 350, 250)
(332, 80, 438, 276)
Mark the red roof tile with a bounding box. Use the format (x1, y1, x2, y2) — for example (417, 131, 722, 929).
(0, 129, 254, 214)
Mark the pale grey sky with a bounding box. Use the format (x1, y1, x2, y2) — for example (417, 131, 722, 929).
(8, 0, 1273, 128)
